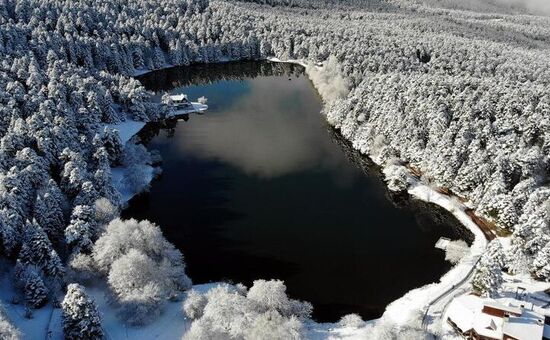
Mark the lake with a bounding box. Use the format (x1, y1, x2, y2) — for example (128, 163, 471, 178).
(123, 61, 473, 322)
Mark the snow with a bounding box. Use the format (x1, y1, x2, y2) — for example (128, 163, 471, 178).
(267, 56, 309, 69)
(378, 179, 487, 330)
(106, 120, 146, 144)
(503, 314, 545, 340)
(0, 274, 56, 340)
(87, 285, 193, 340)
(112, 59, 496, 337)
(435, 237, 451, 250)
(442, 273, 550, 339)
(445, 293, 549, 340)
(169, 94, 188, 101)
(85, 282, 373, 340)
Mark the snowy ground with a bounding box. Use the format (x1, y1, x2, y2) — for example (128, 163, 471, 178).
(89, 283, 371, 340)
(0, 274, 61, 340)
(266, 56, 309, 69)
(106, 120, 146, 144)
(105, 119, 153, 204)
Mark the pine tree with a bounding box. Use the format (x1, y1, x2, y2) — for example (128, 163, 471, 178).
(33, 180, 66, 247)
(65, 205, 97, 254)
(62, 284, 103, 340)
(472, 240, 504, 297)
(14, 262, 49, 309)
(18, 220, 64, 279)
(532, 242, 550, 281)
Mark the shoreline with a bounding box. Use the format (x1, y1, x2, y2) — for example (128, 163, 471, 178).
(116, 57, 495, 332)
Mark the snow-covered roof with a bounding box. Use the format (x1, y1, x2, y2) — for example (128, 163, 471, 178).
(483, 300, 522, 316)
(170, 94, 188, 102)
(473, 313, 503, 339)
(447, 294, 548, 340)
(446, 294, 482, 332)
(503, 315, 544, 340)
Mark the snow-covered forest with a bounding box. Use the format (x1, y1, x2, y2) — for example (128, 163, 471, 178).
(0, 0, 549, 338)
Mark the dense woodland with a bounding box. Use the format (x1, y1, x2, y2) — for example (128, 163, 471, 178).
(0, 0, 549, 338)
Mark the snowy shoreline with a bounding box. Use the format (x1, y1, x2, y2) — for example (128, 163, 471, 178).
(108, 57, 496, 336)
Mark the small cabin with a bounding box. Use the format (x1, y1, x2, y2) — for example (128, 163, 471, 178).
(169, 94, 193, 109)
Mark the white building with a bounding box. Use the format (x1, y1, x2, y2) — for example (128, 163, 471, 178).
(446, 294, 550, 340)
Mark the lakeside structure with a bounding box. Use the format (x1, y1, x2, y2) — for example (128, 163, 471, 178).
(446, 294, 550, 340)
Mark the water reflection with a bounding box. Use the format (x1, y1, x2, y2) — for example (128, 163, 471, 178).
(174, 77, 357, 182)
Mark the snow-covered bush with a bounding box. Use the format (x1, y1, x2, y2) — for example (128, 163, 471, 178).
(243, 310, 304, 340)
(122, 139, 152, 168)
(305, 55, 350, 103)
(94, 198, 119, 227)
(122, 164, 152, 195)
(108, 249, 165, 325)
(444, 240, 469, 265)
(247, 279, 312, 318)
(338, 313, 365, 328)
(183, 281, 310, 340)
(383, 164, 411, 192)
(92, 219, 191, 325)
(61, 284, 103, 340)
(183, 290, 208, 320)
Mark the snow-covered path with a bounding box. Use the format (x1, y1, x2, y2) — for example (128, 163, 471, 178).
(384, 182, 488, 334)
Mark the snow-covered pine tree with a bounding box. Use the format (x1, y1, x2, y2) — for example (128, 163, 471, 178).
(471, 240, 504, 297)
(65, 205, 97, 254)
(14, 262, 49, 309)
(18, 220, 64, 279)
(61, 283, 103, 340)
(95, 128, 123, 165)
(532, 242, 550, 281)
(33, 180, 66, 247)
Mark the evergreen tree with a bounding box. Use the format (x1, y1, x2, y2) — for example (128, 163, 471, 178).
(14, 262, 49, 309)
(472, 240, 504, 297)
(61, 283, 103, 340)
(18, 220, 64, 279)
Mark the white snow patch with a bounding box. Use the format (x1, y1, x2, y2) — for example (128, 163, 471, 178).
(267, 56, 309, 68)
(106, 120, 146, 144)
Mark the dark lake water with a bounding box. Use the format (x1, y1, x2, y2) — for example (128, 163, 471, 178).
(124, 61, 473, 322)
